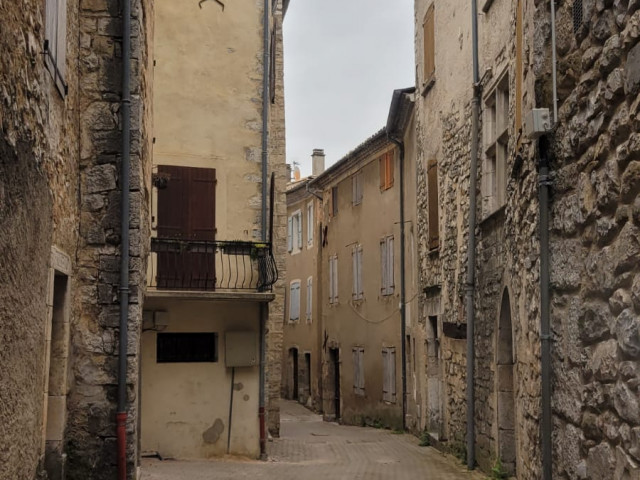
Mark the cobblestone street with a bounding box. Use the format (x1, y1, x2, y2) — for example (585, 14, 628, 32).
(141, 400, 484, 480)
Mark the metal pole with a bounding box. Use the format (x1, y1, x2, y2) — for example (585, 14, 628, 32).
(117, 0, 132, 477)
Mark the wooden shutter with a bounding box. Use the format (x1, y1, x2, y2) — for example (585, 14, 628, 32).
(386, 152, 394, 188)
(387, 237, 394, 294)
(427, 159, 440, 250)
(353, 348, 364, 395)
(388, 348, 396, 400)
(290, 281, 300, 321)
(307, 203, 313, 245)
(380, 157, 386, 189)
(332, 256, 338, 303)
(296, 213, 302, 248)
(329, 256, 334, 303)
(380, 239, 387, 295)
(382, 348, 389, 401)
(306, 277, 312, 321)
(287, 217, 293, 252)
(423, 4, 435, 80)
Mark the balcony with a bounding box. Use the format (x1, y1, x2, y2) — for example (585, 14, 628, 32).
(147, 238, 278, 300)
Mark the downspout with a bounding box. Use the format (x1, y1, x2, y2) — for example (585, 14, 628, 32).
(388, 135, 407, 431)
(117, 0, 132, 478)
(540, 3, 558, 477)
(259, 0, 270, 458)
(466, 0, 480, 470)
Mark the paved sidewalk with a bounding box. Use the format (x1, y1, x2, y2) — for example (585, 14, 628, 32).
(141, 400, 484, 480)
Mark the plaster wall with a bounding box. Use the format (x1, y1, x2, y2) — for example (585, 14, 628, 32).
(141, 299, 261, 458)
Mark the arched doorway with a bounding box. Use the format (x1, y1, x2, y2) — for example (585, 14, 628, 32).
(496, 289, 516, 475)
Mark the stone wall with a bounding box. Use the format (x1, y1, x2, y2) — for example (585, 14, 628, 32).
(64, 0, 153, 478)
(266, 0, 288, 437)
(541, 2, 640, 478)
(0, 0, 81, 477)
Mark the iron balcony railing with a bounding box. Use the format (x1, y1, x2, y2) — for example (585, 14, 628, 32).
(149, 238, 278, 292)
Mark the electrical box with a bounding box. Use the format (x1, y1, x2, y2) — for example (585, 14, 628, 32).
(225, 331, 258, 368)
(154, 311, 170, 328)
(523, 108, 552, 139)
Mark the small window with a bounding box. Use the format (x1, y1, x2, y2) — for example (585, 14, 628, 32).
(379, 151, 394, 191)
(427, 158, 439, 250)
(422, 4, 435, 86)
(380, 236, 394, 296)
(382, 347, 396, 403)
(307, 202, 314, 247)
(352, 172, 363, 206)
(44, 0, 68, 95)
(306, 276, 313, 322)
(483, 74, 509, 216)
(353, 347, 365, 396)
(289, 280, 301, 322)
(352, 245, 363, 300)
(287, 210, 303, 252)
(329, 255, 338, 304)
(331, 186, 339, 217)
(157, 333, 218, 363)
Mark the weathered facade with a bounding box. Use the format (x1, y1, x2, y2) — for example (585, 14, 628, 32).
(139, 0, 288, 459)
(283, 120, 418, 431)
(411, 0, 640, 478)
(0, 0, 153, 478)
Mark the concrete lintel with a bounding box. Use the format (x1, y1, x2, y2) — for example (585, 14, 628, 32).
(145, 289, 276, 303)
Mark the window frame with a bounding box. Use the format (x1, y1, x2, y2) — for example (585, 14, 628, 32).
(482, 72, 509, 217)
(287, 209, 303, 253)
(289, 280, 301, 322)
(157, 333, 218, 363)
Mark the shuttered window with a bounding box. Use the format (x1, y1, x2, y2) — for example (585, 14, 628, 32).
(156, 165, 216, 290)
(331, 186, 339, 216)
(353, 347, 365, 396)
(382, 347, 396, 403)
(296, 212, 303, 249)
(306, 277, 313, 322)
(45, 0, 68, 95)
(427, 158, 440, 250)
(352, 245, 363, 300)
(287, 217, 293, 252)
(379, 151, 395, 191)
(380, 236, 394, 296)
(289, 281, 301, 322)
(352, 172, 363, 205)
(423, 4, 435, 83)
(287, 210, 302, 252)
(307, 202, 314, 247)
(329, 255, 338, 304)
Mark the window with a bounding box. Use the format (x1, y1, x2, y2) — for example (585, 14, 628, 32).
(352, 245, 363, 300)
(289, 280, 301, 322)
(287, 210, 302, 252)
(422, 4, 435, 86)
(306, 277, 313, 322)
(380, 236, 394, 296)
(307, 202, 314, 247)
(382, 347, 396, 403)
(352, 171, 363, 206)
(44, 0, 68, 95)
(353, 347, 365, 396)
(427, 158, 439, 250)
(329, 255, 338, 304)
(483, 74, 509, 216)
(379, 151, 394, 191)
(157, 333, 218, 363)
(156, 166, 216, 290)
(331, 186, 339, 217)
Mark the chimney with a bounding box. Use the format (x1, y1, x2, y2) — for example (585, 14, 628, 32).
(311, 149, 325, 177)
(293, 166, 301, 181)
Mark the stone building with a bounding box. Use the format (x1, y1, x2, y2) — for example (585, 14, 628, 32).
(140, 0, 288, 459)
(411, 0, 640, 478)
(1, 0, 153, 479)
(283, 108, 419, 430)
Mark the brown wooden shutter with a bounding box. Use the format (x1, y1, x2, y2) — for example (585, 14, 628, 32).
(423, 4, 435, 80)
(157, 165, 188, 239)
(427, 158, 439, 250)
(387, 151, 394, 188)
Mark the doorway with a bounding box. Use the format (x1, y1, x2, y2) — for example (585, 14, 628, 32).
(304, 353, 311, 404)
(496, 289, 516, 475)
(328, 348, 340, 420)
(288, 347, 299, 401)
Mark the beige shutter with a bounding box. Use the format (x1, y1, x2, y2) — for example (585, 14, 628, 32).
(382, 348, 389, 401)
(387, 236, 394, 294)
(423, 4, 435, 80)
(427, 158, 440, 250)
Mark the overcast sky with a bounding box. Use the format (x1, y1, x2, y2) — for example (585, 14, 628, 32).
(283, 1, 415, 177)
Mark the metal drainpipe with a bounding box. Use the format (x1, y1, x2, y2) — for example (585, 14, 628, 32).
(259, 0, 270, 459)
(117, 0, 132, 478)
(465, 0, 480, 470)
(389, 135, 407, 431)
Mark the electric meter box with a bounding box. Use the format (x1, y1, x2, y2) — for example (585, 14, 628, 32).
(225, 331, 258, 367)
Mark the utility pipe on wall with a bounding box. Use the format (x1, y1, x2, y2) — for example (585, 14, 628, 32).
(117, 0, 132, 478)
(466, 0, 480, 470)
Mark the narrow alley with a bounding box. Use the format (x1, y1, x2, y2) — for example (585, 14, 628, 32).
(141, 400, 483, 480)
